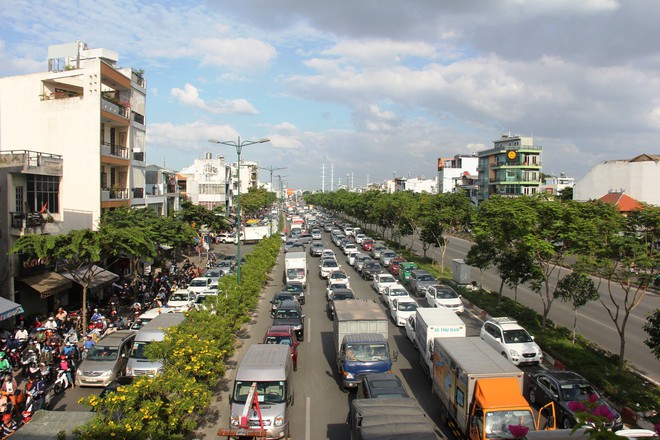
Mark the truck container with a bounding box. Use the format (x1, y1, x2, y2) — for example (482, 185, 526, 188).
(239, 225, 270, 244)
(348, 398, 439, 440)
(414, 307, 466, 377)
(333, 300, 395, 390)
(284, 251, 307, 288)
(431, 337, 555, 440)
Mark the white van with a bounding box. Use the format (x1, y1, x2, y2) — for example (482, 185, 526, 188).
(125, 312, 185, 377)
(229, 344, 293, 438)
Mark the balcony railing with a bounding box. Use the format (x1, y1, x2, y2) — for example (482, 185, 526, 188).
(101, 98, 130, 119)
(101, 142, 129, 159)
(102, 187, 129, 200)
(11, 212, 46, 228)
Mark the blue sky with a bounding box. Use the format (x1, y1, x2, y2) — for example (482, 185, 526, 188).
(1, 0, 659, 190)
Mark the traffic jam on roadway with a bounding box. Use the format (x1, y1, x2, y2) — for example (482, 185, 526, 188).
(219, 207, 635, 440)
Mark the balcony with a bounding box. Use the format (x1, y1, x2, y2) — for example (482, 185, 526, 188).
(101, 187, 129, 202)
(0, 150, 63, 175)
(101, 98, 130, 120)
(101, 142, 129, 159)
(10, 212, 64, 236)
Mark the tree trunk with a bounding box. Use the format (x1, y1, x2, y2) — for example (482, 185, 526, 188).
(572, 309, 578, 344)
(498, 278, 505, 304)
(82, 285, 88, 337)
(514, 285, 518, 302)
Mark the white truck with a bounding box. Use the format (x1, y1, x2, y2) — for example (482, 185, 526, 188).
(284, 251, 307, 288)
(414, 307, 466, 377)
(239, 225, 270, 244)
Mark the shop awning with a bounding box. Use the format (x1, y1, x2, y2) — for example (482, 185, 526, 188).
(19, 271, 73, 299)
(61, 265, 119, 290)
(0, 297, 24, 321)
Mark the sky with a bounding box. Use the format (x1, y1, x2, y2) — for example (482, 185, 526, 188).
(1, 0, 659, 191)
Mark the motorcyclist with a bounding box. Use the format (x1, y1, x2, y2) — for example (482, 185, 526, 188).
(90, 309, 103, 323)
(43, 316, 58, 331)
(61, 341, 76, 359)
(0, 374, 19, 411)
(83, 334, 96, 351)
(13, 327, 28, 346)
(1, 413, 18, 439)
(24, 374, 46, 411)
(0, 354, 10, 375)
(58, 355, 74, 389)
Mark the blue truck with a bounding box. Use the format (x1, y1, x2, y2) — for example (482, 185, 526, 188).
(333, 299, 396, 391)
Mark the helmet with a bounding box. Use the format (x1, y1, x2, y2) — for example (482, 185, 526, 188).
(2, 414, 11, 422)
(60, 355, 66, 359)
(0, 352, 5, 358)
(94, 309, 98, 312)
(86, 335, 92, 339)
(48, 317, 54, 321)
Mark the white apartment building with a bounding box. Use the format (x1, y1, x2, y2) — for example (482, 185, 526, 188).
(0, 41, 152, 316)
(231, 160, 259, 195)
(573, 154, 660, 205)
(436, 155, 479, 196)
(540, 173, 575, 196)
(402, 177, 436, 193)
(178, 153, 232, 212)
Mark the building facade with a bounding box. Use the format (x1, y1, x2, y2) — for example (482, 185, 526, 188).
(573, 154, 660, 206)
(477, 134, 542, 203)
(178, 153, 232, 212)
(540, 173, 575, 196)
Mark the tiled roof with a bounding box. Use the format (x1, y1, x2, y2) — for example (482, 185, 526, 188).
(598, 192, 644, 212)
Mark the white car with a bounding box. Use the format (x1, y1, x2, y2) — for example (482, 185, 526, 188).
(480, 317, 543, 366)
(372, 273, 400, 295)
(319, 259, 341, 279)
(320, 249, 336, 261)
(405, 314, 417, 346)
(354, 234, 366, 244)
(326, 282, 350, 301)
(166, 290, 196, 312)
(327, 271, 351, 288)
(390, 297, 418, 327)
(382, 285, 410, 310)
(425, 285, 464, 314)
(342, 243, 358, 256)
(311, 229, 322, 240)
(187, 277, 214, 294)
(346, 251, 358, 266)
(194, 292, 218, 311)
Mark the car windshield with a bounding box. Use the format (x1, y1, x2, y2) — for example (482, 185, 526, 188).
(503, 329, 533, 344)
(86, 345, 120, 361)
(331, 273, 347, 280)
(330, 283, 348, 291)
(437, 289, 458, 299)
(217, 261, 231, 268)
(275, 293, 293, 301)
(484, 410, 535, 439)
(189, 279, 207, 287)
(286, 268, 305, 279)
(398, 302, 417, 312)
(559, 383, 598, 401)
(380, 276, 396, 283)
(284, 284, 303, 293)
(418, 274, 435, 281)
(334, 292, 355, 300)
(264, 335, 293, 346)
(346, 343, 388, 361)
(130, 341, 151, 360)
(233, 381, 286, 404)
(323, 261, 338, 268)
(389, 290, 408, 297)
(169, 293, 189, 301)
(275, 309, 301, 319)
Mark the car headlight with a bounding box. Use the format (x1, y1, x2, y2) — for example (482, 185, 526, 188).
(274, 416, 284, 427)
(509, 349, 520, 357)
(75, 370, 82, 377)
(101, 370, 113, 377)
(344, 371, 355, 379)
(299, 292, 305, 297)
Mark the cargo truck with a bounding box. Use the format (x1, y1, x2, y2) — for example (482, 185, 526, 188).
(431, 337, 555, 440)
(414, 307, 466, 377)
(284, 251, 307, 288)
(239, 225, 270, 244)
(333, 300, 397, 391)
(348, 398, 439, 440)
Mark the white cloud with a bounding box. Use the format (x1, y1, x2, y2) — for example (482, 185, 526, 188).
(194, 38, 277, 71)
(170, 83, 258, 114)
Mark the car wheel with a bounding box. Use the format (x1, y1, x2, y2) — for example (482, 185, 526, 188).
(529, 389, 537, 404)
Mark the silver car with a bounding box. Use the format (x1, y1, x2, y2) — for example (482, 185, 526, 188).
(75, 330, 135, 387)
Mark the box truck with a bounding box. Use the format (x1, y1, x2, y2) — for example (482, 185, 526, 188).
(284, 251, 307, 288)
(414, 307, 466, 377)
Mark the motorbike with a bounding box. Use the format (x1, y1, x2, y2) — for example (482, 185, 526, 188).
(8, 348, 20, 370)
(53, 368, 72, 395)
(21, 383, 45, 422)
(20, 350, 39, 376)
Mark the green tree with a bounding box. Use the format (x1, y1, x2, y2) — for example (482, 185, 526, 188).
(465, 237, 497, 288)
(643, 309, 660, 359)
(554, 272, 600, 344)
(240, 186, 272, 219)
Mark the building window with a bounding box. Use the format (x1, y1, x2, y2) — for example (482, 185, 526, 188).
(15, 186, 24, 212)
(27, 175, 59, 213)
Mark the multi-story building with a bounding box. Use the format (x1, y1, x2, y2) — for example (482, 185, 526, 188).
(437, 154, 479, 203)
(0, 41, 148, 315)
(540, 173, 575, 196)
(231, 160, 259, 195)
(573, 154, 660, 206)
(476, 134, 542, 203)
(178, 153, 232, 212)
(143, 165, 180, 215)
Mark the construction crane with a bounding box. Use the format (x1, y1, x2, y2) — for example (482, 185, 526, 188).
(217, 382, 267, 439)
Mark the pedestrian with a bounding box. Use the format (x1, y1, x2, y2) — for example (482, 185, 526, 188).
(1, 413, 17, 438)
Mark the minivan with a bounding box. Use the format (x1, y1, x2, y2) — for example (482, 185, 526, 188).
(125, 312, 185, 377)
(75, 330, 135, 387)
(229, 344, 293, 439)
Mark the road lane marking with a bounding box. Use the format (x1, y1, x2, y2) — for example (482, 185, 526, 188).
(306, 396, 311, 440)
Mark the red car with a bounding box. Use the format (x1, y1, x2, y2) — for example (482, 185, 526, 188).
(263, 325, 300, 370)
(388, 257, 406, 276)
(361, 238, 374, 251)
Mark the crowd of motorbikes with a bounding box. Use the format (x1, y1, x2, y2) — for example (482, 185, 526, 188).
(0, 259, 205, 435)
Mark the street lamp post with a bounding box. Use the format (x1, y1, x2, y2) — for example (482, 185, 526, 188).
(259, 166, 286, 236)
(209, 137, 270, 284)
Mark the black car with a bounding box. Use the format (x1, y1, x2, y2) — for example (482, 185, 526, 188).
(361, 262, 384, 280)
(326, 288, 355, 320)
(309, 241, 325, 257)
(527, 371, 623, 430)
(272, 299, 305, 341)
(270, 291, 296, 317)
(283, 281, 305, 305)
(357, 373, 409, 399)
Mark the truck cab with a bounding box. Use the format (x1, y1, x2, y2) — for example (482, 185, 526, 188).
(338, 333, 393, 391)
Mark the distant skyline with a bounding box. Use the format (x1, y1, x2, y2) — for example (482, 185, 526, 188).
(1, 0, 659, 190)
